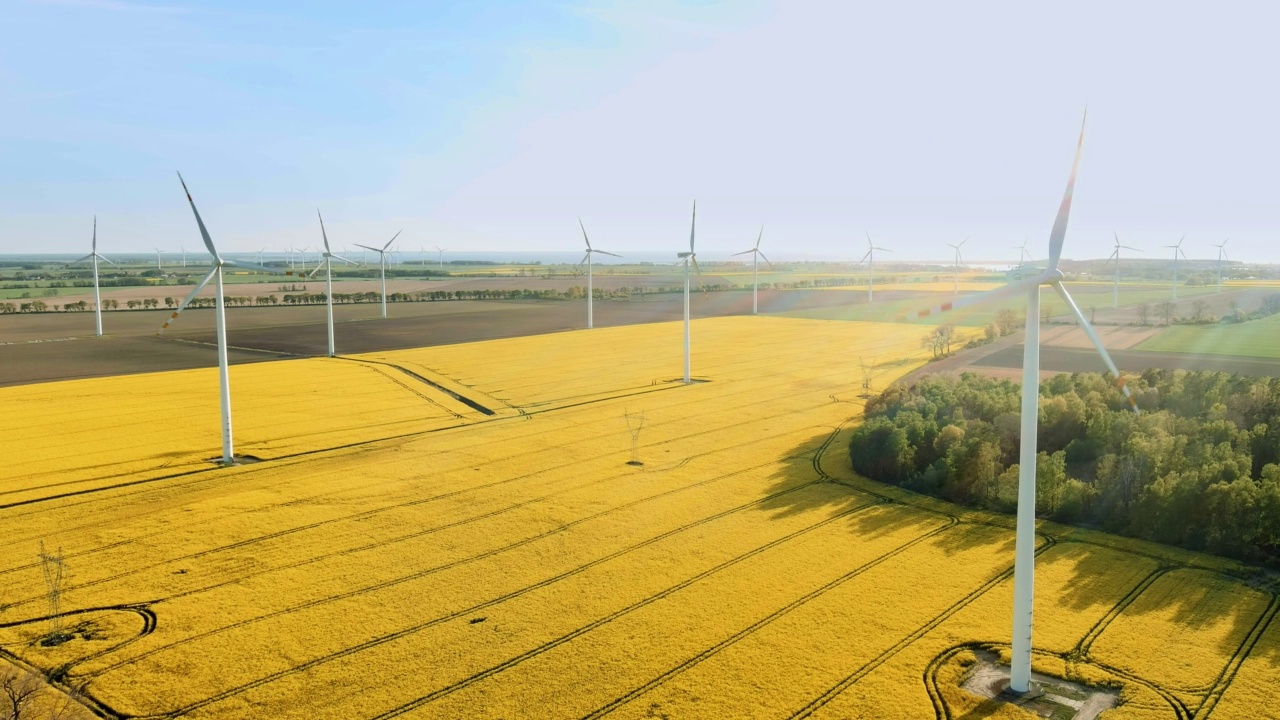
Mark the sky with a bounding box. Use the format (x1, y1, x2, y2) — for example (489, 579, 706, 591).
(1, 0, 1277, 263)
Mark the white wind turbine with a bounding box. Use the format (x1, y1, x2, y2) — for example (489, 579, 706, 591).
(308, 211, 358, 357)
(159, 173, 282, 465)
(915, 113, 1137, 695)
(354, 231, 401, 320)
(64, 216, 116, 337)
(1163, 235, 1187, 300)
(1015, 239, 1031, 265)
(947, 239, 967, 297)
(732, 225, 771, 314)
(420, 244, 428, 267)
(577, 218, 621, 329)
(677, 201, 704, 384)
(1214, 239, 1229, 292)
(1109, 233, 1141, 308)
(181, 246, 188, 268)
(857, 232, 892, 303)
(154, 247, 164, 272)
(434, 245, 446, 270)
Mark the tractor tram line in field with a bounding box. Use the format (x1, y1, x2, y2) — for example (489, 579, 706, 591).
(2, 356, 856, 607)
(155, 473, 851, 717)
(89, 447, 825, 677)
(6, 318, 1278, 718)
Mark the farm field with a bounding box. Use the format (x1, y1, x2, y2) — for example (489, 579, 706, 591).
(1136, 313, 1280, 359)
(0, 316, 1276, 719)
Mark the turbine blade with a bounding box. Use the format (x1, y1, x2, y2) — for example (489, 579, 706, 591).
(756, 224, 763, 250)
(1052, 282, 1139, 412)
(578, 217, 591, 250)
(307, 262, 324, 278)
(92, 216, 97, 252)
(353, 243, 381, 252)
(329, 254, 358, 265)
(176, 172, 221, 261)
(757, 250, 773, 267)
(64, 254, 94, 268)
(732, 249, 755, 256)
(915, 273, 1048, 319)
(579, 254, 590, 266)
(1120, 246, 1141, 251)
(689, 200, 696, 253)
(317, 209, 331, 253)
(1047, 111, 1087, 270)
(383, 230, 401, 251)
(159, 267, 218, 333)
(595, 249, 622, 258)
(98, 254, 119, 266)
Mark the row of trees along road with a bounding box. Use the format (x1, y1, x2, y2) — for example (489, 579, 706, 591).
(849, 370, 1280, 565)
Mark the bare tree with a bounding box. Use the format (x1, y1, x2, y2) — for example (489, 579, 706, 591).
(1136, 302, 1151, 326)
(1159, 300, 1175, 326)
(1192, 299, 1206, 321)
(38, 542, 67, 644)
(624, 410, 645, 466)
(2, 665, 40, 720)
(995, 308, 1020, 336)
(922, 326, 956, 359)
(1089, 305, 1097, 324)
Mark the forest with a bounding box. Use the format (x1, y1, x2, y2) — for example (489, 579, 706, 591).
(849, 369, 1280, 565)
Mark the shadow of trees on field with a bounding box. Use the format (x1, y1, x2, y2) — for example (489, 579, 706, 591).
(759, 425, 1280, 672)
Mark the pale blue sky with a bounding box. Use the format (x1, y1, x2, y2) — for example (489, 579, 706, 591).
(2, 0, 1277, 263)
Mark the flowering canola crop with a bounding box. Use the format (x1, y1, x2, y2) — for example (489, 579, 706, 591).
(0, 316, 1273, 719)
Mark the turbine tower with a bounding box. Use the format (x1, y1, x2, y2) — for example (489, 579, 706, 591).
(857, 232, 892, 303)
(947, 239, 966, 297)
(732, 225, 771, 314)
(677, 201, 703, 384)
(159, 173, 281, 465)
(577, 218, 621, 329)
(1163, 235, 1187, 300)
(154, 247, 164, 272)
(354, 231, 401, 320)
(1109, 233, 1141, 308)
(64, 216, 116, 337)
(308, 211, 358, 357)
(434, 245, 446, 270)
(181, 246, 187, 268)
(916, 112, 1137, 695)
(1214, 239, 1229, 292)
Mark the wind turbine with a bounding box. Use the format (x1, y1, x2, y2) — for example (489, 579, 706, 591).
(181, 246, 187, 268)
(1015, 239, 1031, 265)
(577, 218, 621, 329)
(434, 245, 446, 270)
(1163, 235, 1187, 300)
(1109, 233, 1141, 308)
(915, 113, 1137, 695)
(64, 216, 116, 337)
(159, 173, 281, 465)
(420, 244, 428, 267)
(677, 201, 703, 384)
(308, 211, 358, 357)
(947, 239, 967, 298)
(354, 231, 401, 319)
(154, 247, 164, 272)
(257, 247, 266, 267)
(1214, 239, 1229, 292)
(857, 232, 892, 303)
(732, 225, 771, 314)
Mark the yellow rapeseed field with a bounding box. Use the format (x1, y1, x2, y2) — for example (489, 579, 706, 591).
(0, 316, 1274, 719)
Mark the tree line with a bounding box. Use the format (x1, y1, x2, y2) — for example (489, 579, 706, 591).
(849, 370, 1280, 565)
